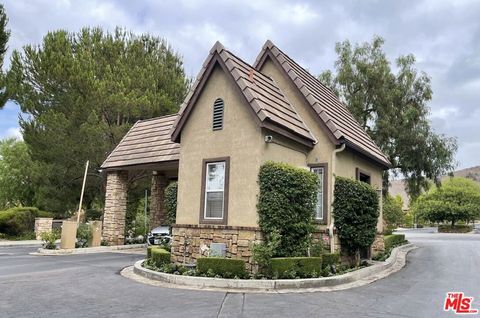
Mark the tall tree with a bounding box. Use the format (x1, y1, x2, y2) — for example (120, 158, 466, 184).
(413, 177, 480, 227)
(319, 36, 457, 199)
(0, 4, 10, 108)
(0, 138, 35, 209)
(7, 28, 190, 215)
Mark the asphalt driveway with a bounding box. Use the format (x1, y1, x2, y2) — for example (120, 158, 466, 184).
(0, 229, 479, 318)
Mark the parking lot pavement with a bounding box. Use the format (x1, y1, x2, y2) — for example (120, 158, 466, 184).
(1, 230, 479, 318)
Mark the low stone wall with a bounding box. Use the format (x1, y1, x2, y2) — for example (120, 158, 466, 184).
(171, 224, 262, 271)
(34, 217, 53, 240)
(372, 234, 385, 256)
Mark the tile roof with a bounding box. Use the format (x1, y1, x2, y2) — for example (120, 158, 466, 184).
(101, 114, 180, 169)
(254, 40, 391, 168)
(171, 41, 315, 145)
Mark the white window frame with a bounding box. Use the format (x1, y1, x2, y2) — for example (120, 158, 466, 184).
(203, 161, 226, 220)
(311, 167, 325, 220)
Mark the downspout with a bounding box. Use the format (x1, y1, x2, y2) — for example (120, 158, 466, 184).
(329, 143, 346, 253)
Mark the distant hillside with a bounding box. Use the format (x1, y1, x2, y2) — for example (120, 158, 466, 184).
(389, 166, 480, 210)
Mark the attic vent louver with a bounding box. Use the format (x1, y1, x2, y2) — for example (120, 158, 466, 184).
(212, 98, 224, 131)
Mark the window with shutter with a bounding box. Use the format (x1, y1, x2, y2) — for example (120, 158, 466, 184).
(212, 98, 224, 130)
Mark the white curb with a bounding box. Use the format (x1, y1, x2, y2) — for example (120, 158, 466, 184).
(124, 243, 416, 293)
(31, 244, 146, 256)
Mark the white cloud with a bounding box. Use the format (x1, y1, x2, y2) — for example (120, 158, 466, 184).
(2, 127, 22, 140)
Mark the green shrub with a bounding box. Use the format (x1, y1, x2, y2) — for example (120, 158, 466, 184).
(333, 177, 379, 263)
(322, 253, 340, 269)
(151, 248, 171, 267)
(197, 257, 246, 279)
(310, 241, 328, 257)
(384, 234, 406, 250)
(147, 246, 160, 259)
(269, 257, 322, 278)
(438, 224, 473, 233)
(296, 257, 323, 277)
(257, 162, 318, 257)
(164, 181, 178, 225)
(252, 231, 281, 271)
(76, 223, 93, 248)
(0, 207, 53, 236)
(40, 229, 60, 249)
(270, 258, 297, 278)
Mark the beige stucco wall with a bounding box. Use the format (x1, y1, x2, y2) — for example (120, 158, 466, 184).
(176, 64, 264, 227)
(261, 131, 308, 167)
(259, 59, 335, 227)
(259, 57, 385, 232)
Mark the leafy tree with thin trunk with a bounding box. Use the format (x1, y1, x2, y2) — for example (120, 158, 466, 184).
(0, 138, 35, 208)
(6, 27, 190, 215)
(319, 36, 457, 200)
(0, 4, 10, 108)
(383, 194, 404, 230)
(413, 177, 480, 227)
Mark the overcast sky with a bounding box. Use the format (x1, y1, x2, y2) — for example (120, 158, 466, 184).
(1, 0, 479, 169)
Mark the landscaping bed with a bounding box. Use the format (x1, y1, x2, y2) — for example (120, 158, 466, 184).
(437, 224, 473, 233)
(131, 244, 416, 292)
(372, 234, 408, 261)
(143, 246, 367, 280)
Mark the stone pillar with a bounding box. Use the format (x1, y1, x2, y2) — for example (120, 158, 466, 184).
(35, 217, 53, 240)
(103, 170, 128, 245)
(372, 234, 385, 256)
(150, 172, 168, 229)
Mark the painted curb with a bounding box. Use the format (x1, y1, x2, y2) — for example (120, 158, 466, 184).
(130, 243, 416, 292)
(0, 240, 43, 247)
(31, 244, 146, 256)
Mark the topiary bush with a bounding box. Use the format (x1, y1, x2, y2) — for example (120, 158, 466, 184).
(321, 253, 340, 269)
(333, 177, 379, 264)
(164, 181, 178, 225)
(269, 257, 322, 279)
(384, 234, 406, 251)
(0, 207, 53, 237)
(257, 161, 318, 257)
(197, 257, 247, 278)
(151, 248, 171, 267)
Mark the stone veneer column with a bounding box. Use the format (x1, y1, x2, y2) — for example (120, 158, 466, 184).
(150, 172, 167, 229)
(34, 217, 53, 240)
(103, 170, 128, 245)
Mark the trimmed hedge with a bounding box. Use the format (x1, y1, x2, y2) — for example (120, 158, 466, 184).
(147, 246, 157, 259)
(269, 257, 322, 278)
(438, 224, 473, 233)
(384, 234, 406, 250)
(0, 207, 53, 236)
(322, 253, 340, 269)
(164, 181, 178, 225)
(333, 177, 379, 255)
(257, 162, 318, 257)
(197, 257, 247, 278)
(150, 248, 171, 267)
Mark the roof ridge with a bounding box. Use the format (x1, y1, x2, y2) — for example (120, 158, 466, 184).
(138, 113, 178, 123)
(254, 40, 391, 167)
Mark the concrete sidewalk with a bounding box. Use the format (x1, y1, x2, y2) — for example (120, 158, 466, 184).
(0, 240, 43, 247)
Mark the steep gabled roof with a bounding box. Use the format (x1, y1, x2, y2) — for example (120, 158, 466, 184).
(101, 114, 180, 169)
(254, 40, 391, 168)
(170, 41, 315, 147)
